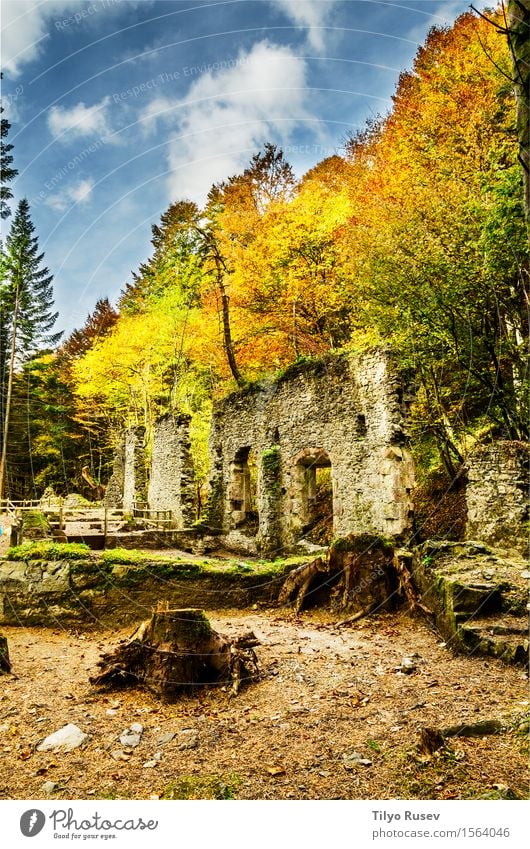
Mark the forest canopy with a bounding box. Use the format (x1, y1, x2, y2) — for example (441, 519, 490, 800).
(2, 9, 528, 499)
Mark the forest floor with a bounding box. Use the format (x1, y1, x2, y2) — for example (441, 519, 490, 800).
(0, 608, 528, 801)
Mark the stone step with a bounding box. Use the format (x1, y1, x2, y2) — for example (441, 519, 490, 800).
(451, 581, 504, 616)
(458, 614, 529, 665)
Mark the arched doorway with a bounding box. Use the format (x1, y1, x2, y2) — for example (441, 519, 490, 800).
(228, 446, 259, 535)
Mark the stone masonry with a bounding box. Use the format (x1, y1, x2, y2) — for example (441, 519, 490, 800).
(122, 426, 147, 513)
(206, 350, 415, 554)
(466, 441, 529, 554)
(104, 439, 125, 508)
(148, 414, 196, 527)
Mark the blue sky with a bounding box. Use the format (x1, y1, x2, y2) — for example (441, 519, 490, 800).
(1, 0, 487, 335)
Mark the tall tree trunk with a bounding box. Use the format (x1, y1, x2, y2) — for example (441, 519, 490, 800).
(194, 224, 245, 387)
(0, 287, 19, 501)
(506, 0, 530, 328)
(214, 256, 244, 387)
(507, 1, 530, 240)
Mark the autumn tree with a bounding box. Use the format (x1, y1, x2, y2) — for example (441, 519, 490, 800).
(338, 11, 528, 474)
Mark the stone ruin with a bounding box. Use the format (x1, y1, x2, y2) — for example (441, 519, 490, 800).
(106, 416, 195, 526)
(205, 350, 415, 553)
(104, 350, 529, 556)
(2, 349, 528, 667)
(106, 350, 415, 552)
(465, 441, 529, 555)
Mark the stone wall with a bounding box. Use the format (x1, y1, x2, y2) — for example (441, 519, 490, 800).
(148, 414, 196, 527)
(466, 442, 529, 553)
(122, 426, 147, 513)
(206, 350, 415, 554)
(0, 557, 288, 626)
(104, 440, 125, 508)
(413, 540, 528, 664)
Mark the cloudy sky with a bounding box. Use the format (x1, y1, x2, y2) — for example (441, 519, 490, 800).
(1, 0, 485, 334)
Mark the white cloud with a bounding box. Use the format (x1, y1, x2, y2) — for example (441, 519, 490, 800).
(47, 96, 112, 141)
(69, 177, 95, 203)
(2, 1, 80, 77)
(139, 41, 315, 201)
(272, 0, 337, 52)
(45, 177, 95, 211)
(1, 0, 150, 77)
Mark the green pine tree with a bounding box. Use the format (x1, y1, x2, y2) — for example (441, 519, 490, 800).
(0, 75, 18, 220)
(0, 198, 61, 498)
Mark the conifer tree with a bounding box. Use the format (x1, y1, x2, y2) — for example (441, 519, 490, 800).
(0, 198, 61, 498)
(0, 75, 18, 220)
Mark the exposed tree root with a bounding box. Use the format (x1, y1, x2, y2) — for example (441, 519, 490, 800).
(393, 549, 433, 616)
(334, 605, 378, 628)
(278, 535, 400, 616)
(278, 557, 327, 613)
(420, 718, 506, 753)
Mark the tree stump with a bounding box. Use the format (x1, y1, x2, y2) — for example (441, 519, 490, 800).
(90, 607, 260, 698)
(0, 634, 10, 674)
(278, 535, 397, 615)
(393, 549, 433, 616)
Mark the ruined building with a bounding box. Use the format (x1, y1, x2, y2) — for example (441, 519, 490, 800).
(205, 350, 415, 553)
(105, 349, 529, 556)
(107, 349, 416, 553)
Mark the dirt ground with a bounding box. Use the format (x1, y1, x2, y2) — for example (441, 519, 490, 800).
(1, 607, 528, 801)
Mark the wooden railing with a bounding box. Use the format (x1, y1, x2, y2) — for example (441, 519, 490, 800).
(0, 499, 174, 534)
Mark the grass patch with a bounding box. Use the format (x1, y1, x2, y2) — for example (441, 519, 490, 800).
(6, 540, 91, 561)
(4, 541, 307, 582)
(161, 774, 240, 800)
(21, 510, 50, 531)
(101, 548, 150, 565)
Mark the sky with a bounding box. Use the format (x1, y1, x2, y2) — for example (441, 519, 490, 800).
(1, 0, 489, 335)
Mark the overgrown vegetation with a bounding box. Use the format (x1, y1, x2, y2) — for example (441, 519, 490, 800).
(7, 541, 91, 561)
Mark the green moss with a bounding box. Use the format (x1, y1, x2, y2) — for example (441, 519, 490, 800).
(101, 548, 148, 565)
(6, 541, 92, 561)
(161, 774, 240, 800)
(262, 445, 281, 476)
(21, 510, 50, 531)
(330, 533, 394, 555)
(275, 350, 347, 386)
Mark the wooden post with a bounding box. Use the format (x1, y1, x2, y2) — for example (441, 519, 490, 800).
(103, 506, 108, 538)
(0, 634, 10, 674)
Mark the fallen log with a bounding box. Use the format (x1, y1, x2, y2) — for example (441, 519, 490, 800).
(90, 606, 260, 698)
(420, 718, 506, 753)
